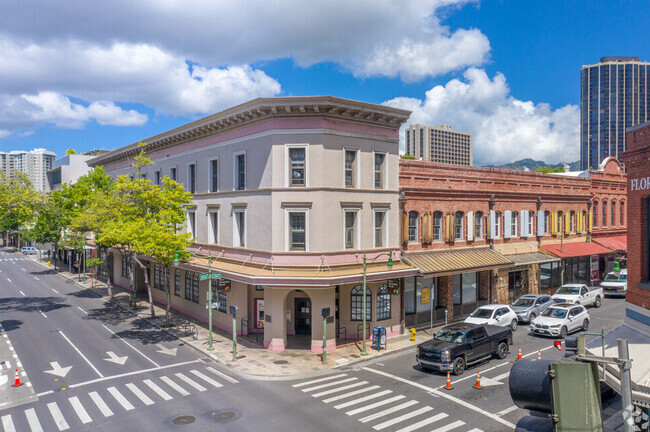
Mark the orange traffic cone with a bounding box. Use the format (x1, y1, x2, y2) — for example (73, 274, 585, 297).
(517, 346, 522, 360)
(473, 370, 482, 389)
(444, 371, 453, 391)
(12, 369, 22, 387)
(537, 350, 541, 360)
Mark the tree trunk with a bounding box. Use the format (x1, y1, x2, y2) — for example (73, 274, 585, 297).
(134, 256, 155, 318)
(107, 255, 113, 297)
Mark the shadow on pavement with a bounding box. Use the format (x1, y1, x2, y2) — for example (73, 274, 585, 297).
(0, 297, 70, 317)
(66, 288, 100, 299)
(0, 319, 23, 331)
(29, 269, 58, 276)
(84, 302, 136, 326)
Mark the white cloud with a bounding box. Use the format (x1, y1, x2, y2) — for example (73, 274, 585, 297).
(384, 68, 580, 165)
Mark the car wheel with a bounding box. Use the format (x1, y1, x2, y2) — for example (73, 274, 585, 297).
(582, 319, 589, 331)
(452, 357, 466, 376)
(510, 319, 518, 332)
(559, 326, 568, 339)
(495, 342, 508, 359)
(528, 313, 536, 322)
(594, 297, 602, 308)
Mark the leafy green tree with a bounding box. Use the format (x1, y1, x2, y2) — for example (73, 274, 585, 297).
(534, 166, 565, 173)
(86, 258, 104, 289)
(65, 149, 77, 155)
(0, 171, 44, 248)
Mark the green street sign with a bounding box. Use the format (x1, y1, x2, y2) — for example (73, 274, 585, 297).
(200, 273, 221, 280)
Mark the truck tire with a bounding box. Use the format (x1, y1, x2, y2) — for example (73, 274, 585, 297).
(510, 319, 518, 332)
(495, 341, 508, 359)
(452, 357, 466, 376)
(594, 297, 602, 308)
(559, 326, 568, 339)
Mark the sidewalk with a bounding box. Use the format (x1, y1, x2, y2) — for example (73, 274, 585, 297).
(33, 258, 433, 380)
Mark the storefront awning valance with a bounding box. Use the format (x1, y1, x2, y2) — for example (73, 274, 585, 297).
(403, 247, 514, 277)
(540, 242, 612, 258)
(505, 251, 560, 266)
(592, 235, 627, 251)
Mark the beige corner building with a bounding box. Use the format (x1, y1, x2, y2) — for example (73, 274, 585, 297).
(405, 124, 472, 166)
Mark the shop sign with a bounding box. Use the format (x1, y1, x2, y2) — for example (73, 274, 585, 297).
(256, 299, 264, 329)
(420, 287, 430, 305)
(630, 177, 650, 191)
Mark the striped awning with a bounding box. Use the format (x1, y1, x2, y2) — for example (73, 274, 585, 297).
(403, 248, 514, 277)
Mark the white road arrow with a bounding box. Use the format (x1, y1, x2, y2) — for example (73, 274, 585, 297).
(479, 376, 505, 387)
(104, 351, 128, 365)
(156, 344, 177, 356)
(44, 361, 72, 378)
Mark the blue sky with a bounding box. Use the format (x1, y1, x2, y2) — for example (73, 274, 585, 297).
(1, 1, 648, 165)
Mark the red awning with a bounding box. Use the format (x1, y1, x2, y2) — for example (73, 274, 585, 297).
(592, 235, 627, 251)
(540, 242, 613, 258)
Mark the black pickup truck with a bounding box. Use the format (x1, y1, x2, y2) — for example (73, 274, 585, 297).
(416, 323, 513, 375)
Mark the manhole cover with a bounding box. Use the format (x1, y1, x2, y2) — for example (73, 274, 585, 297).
(213, 411, 236, 422)
(273, 360, 288, 365)
(172, 416, 196, 425)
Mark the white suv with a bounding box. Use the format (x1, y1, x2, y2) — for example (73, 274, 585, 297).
(530, 304, 590, 338)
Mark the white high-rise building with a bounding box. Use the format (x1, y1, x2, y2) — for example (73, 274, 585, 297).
(404, 124, 473, 166)
(0, 148, 57, 191)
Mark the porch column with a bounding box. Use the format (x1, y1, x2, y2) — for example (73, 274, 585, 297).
(309, 288, 336, 353)
(438, 276, 454, 320)
(263, 288, 291, 351)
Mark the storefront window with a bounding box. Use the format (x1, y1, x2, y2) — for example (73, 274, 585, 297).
(351, 285, 371, 321)
(462, 272, 477, 303)
(416, 277, 436, 312)
(453, 275, 461, 305)
(404, 277, 415, 314)
(376, 285, 391, 320)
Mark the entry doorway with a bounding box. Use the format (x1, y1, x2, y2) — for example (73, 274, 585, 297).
(508, 271, 523, 304)
(294, 297, 311, 334)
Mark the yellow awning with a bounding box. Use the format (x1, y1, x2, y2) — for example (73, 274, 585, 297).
(403, 247, 513, 277)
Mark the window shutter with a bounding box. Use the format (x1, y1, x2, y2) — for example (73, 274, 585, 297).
(564, 212, 571, 235)
(423, 213, 433, 243)
(588, 210, 593, 232)
(445, 213, 453, 242)
(577, 211, 582, 233)
(520, 210, 528, 237)
(503, 210, 512, 239)
(537, 210, 545, 236)
(401, 212, 408, 244)
(467, 211, 474, 241)
(550, 211, 557, 235)
(489, 210, 496, 239)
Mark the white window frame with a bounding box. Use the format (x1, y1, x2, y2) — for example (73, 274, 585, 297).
(233, 151, 246, 191)
(474, 211, 483, 239)
(207, 208, 219, 244)
(232, 208, 246, 248)
(343, 209, 360, 250)
(209, 157, 219, 193)
(528, 211, 534, 236)
(343, 148, 360, 189)
(186, 161, 197, 194)
(511, 211, 518, 237)
(373, 151, 388, 190)
(454, 211, 464, 240)
(285, 144, 309, 188)
(373, 209, 388, 248)
(187, 210, 196, 240)
(284, 208, 309, 251)
(495, 211, 501, 238)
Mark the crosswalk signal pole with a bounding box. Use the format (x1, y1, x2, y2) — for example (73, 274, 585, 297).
(230, 305, 238, 361)
(321, 307, 330, 365)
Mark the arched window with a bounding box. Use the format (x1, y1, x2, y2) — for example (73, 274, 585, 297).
(432, 211, 442, 241)
(376, 285, 391, 321)
(602, 200, 607, 226)
(620, 201, 624, 226)
(611, 201, 616, 227)
(350, 285, 371, 321)
(593, 201, 598, 227)
(511, 211, 518, 237)
(454, 211, 464, 240)
(174, 269, 181, 296)
(185, 272, 192, 300)
(192, 273, 200, 303)
(495, 211, 501, 237)
(408, 211, 418, 242)
(474, 211, 483, 238)
(570, 211, 575, 232)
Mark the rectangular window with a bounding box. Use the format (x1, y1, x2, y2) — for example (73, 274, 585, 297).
(289, 148, 305, 186)
(374, 153, 385, 189)
(602, 201, 607, 226)
(174, 270, 180, 296)
(210, 159, 218, 192)
(234, 210, 245, 247)
(235, 153, 246, 190)
(154, 171, 160, 186)
(188, 164, 196, 194)
(344, 150, 357, 188)
(185, 273, 192, 300)
(170, 167, 177, 181)
(192, 275, 199, 303)
(620, 202, 624, 226)
(345, 211, 357, 249)
(209, 211, 218, 244)
(218, 290, 227, 313)
(528, 211, 534, 235)
(289, 212, 306, 251)
(121, 255, 128, 277)
(374, 211, 386, 247)
(187, 212, 196, 239)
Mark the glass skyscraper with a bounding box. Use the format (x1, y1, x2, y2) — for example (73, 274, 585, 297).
(581, 57, 649, 170)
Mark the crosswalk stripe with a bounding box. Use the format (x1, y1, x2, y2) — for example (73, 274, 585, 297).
(143, 379, 173, 401)
(89, 391, 114, 417)
(291, 373, 347, 388)
(431, 420, 465, 432)
(175, 373, 207, 392)
(323, 385, 380, 403)
(69, 396, 92, 424)
(302, 377, 358, 392)
(334, 390, 393, 410)
(372, 406, 433, 430)
(358, 400, 419, 423)
(126, 383, 154, 405)
(190, 370, 223, 388)
(394, 412, 448, 432)
(25, 408, 44, 432)
(205, 366, 239, 384)
(47, 402, 70, 430)
(1, 415, 16, 432)
(107, 386, 135, 411)
(346, 395, 405, 415)
(466, 429, 483, 432)
(160, 376, 190, 396)
(311, 381, 368, 398)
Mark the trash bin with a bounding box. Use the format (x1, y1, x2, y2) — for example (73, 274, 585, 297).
(372, 326, 387, 351)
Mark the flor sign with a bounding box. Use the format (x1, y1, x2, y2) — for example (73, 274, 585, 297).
(630, 177, 650, 191)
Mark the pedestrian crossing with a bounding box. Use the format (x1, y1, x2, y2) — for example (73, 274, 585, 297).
(0, 257, 29, 261)
(0, 366, 236, 431)
(292, 374, 484, 432)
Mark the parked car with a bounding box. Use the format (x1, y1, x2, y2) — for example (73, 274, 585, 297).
(601, 269, 627, 297)
(464, 304, 519, 331)
(416, 324, 513, 375)
(530, 303, 590, 338)
(552, 284, 603, 308)
(510, 294, 554, 323)
(20, 247, 38, 255)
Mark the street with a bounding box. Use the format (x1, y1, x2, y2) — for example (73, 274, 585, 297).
(0, 247, 626, 432)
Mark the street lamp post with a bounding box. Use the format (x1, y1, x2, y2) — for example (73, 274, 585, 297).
(361, 251, 393, 356)
(82, 236, 86, 284)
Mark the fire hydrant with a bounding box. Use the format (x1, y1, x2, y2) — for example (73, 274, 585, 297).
(409, 328, 416, 342)
(48, 260, 51, 267)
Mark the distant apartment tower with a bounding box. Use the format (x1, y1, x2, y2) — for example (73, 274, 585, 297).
(0, 148, 56, 191)
(47, 150, 109, 191)
(405, 124, 472, 166)
(581, 56, 650, 170)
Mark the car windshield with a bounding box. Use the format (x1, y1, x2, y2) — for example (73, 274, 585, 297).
(556, 286, 580, 295)
(434, 329, 467, 344)
(512, 298, 534, 307)
(542, 308, 567, 319)
(604, 274, 621, 281)
(470, 308, 493, 318)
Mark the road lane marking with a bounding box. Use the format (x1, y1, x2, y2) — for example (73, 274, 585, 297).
(126, 383, 154, 405)
(373, 406, 433, 430)
(334, 390, 393, 409)
(434, 420, 465, 431)
(358, 400, 418, 423)
(292, 373, 347, 387)
(101, 324, 159, 367)
(107, 386, 134, 411)
(346, 395, 405, 416)
(160, 376, 190, 396)
(466, 429, 484, 432)
(57, 330, 104, 378)
(175, 373, 206, 392)
(394, 412, 448, 432)
(37, 390, 54, 397)
(1, 415, 16, 432)
(39, 310, 47, 318)
(311, 381, 368, 398)
(51, 288, 58, 294)
(362, 367, 516, 430)
(497, 406, 519, 416)
(89, 391, 114, 417)
(47, 402, 70, 430)
(19, 291, 25, 296)
(21, 268, 25, 271)
(77, 307, 87, 315)
(190, 370, 223, 388)
(323, 385, 380, 403)
(6, 278, 11, 283)
(25, 408, 44, 432)
(67, 360, 201, 389)
(69, 396, 92, 424)
(302, 377, 358, 392)
(34, 277, 39, 280)
(205, 366, 238, 383)
(143, 379, 173, 400)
